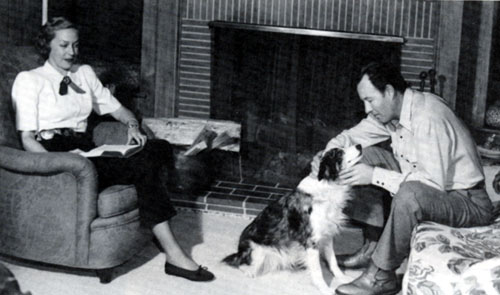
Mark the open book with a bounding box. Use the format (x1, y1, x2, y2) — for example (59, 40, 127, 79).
(78, 144, 144, 158)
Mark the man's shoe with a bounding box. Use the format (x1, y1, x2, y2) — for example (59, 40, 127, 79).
(335, 261, 400, 295)
(165, 262, 215, 282)
(339, 240, 377, 268)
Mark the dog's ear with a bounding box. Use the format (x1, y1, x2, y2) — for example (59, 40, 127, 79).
(318, 148, 343, 181)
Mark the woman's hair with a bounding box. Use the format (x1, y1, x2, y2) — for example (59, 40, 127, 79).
(360, 62, 408, 94)
(35, 17, 78, 60)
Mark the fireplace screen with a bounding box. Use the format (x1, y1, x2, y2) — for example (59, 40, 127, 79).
(209, 21, 402, 186)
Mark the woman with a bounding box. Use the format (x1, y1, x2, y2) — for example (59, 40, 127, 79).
(11, 17, 214, 282)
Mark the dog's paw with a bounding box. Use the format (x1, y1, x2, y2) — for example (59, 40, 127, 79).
(239, 265, 257, 278)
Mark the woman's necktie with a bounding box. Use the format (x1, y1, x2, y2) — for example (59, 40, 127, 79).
(59, 76, 86, 95)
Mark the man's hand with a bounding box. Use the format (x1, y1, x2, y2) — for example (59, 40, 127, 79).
(338, 163, 374, 186)
(494, 171, 500, 194)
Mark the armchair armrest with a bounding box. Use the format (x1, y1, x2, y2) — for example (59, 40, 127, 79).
(0, 145, 95, 176)
(0, 145, 99, 266)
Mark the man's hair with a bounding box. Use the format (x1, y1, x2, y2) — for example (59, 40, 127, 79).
(35, 17, 78, 60)
(359, 62, 408, 94)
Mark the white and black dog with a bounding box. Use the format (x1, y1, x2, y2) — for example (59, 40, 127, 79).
(223, 145, 363, 295)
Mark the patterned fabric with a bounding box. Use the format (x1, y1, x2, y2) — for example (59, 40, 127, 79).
(402, 219, 500, 295)
(324, 89, 484, 194)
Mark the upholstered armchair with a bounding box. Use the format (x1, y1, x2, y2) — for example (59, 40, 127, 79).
(0, 46, 150, 283)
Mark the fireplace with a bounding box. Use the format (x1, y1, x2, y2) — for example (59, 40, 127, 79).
(209, 21, 403, 185)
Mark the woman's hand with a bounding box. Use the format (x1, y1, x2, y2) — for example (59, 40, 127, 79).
(338, 163, 374, 186)
(109, 106, 147, 146)
(127, 127, 147, 146)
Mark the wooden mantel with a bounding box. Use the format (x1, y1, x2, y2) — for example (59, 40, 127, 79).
(208, 21, 405, 44)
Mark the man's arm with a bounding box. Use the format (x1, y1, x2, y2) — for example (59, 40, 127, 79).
(324, 114, 390, 151)
(311, 114, 390, 177)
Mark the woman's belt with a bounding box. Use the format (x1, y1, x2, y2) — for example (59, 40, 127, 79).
(36, 128, 84, 140)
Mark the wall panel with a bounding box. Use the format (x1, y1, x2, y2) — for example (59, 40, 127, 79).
(0, 0, 42, 45)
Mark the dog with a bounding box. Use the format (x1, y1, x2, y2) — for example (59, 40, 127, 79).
(222, 145, 363, 295)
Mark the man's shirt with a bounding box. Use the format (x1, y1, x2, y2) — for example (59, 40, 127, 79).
(325, 89, 484, 194)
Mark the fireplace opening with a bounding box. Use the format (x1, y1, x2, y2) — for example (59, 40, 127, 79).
(209, 22, 403, 186)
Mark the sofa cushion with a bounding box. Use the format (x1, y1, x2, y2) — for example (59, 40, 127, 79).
(454, 257, 500, 294)
(402, 220, 500, 295)
(98, 185, 138, 218)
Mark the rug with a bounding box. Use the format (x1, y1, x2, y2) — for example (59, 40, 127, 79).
(1, 211, 367, 295)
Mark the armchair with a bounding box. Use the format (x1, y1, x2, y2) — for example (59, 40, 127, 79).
(0, 46, 150, 283)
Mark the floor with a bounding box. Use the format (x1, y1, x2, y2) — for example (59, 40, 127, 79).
(4, 160, 497, 295)
(2, 211, 367, 295)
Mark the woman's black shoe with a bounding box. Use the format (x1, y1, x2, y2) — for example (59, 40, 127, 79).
(164, 262, 215, 282)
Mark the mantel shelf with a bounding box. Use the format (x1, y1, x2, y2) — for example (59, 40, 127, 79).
(208, 21, 405, 44)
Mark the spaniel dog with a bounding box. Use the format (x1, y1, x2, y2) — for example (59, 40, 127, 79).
(223, 145, 362, 295)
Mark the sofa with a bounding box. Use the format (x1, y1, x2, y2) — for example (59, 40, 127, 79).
(402, 167, 500, 295)
(0, 45, 151, 283)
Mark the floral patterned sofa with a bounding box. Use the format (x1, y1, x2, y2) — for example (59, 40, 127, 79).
(403, 217, 500, 295)
(402, 166, 500, 295)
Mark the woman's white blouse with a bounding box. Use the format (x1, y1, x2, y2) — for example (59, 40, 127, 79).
(11, 61, 121, 133)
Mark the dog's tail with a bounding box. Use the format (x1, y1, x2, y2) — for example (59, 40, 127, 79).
(222, 241, 252, 267)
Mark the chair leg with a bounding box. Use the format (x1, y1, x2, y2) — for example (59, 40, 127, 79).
(96, 268, 114, 284)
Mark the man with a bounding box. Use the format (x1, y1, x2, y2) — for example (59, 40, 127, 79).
(312, 62, 494, 295)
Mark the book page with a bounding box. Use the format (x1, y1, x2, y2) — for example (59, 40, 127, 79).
(78, 144, 142, 158)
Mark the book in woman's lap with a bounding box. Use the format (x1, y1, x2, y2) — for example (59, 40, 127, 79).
(77, 144, 144, 158)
